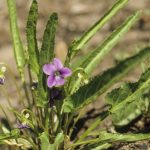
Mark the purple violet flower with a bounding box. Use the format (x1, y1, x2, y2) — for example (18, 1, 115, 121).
(0, 77, 4, 85)
(43, 58, 72, 88)
(17, 122, 30, 129)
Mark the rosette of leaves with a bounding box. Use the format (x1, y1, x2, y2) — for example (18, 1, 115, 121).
(2, 0, 150, 149)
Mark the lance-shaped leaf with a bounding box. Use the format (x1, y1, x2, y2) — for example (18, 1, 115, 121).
(110, 67, 150, 113)
(99, 130, 150, 142)
(7, 0, 25, 80)
(72, 130, 150, 149)
(67, 0, 129, 59)
(106, 83, 149, 126)
(63, 47, 150, 112)
(26, 0, 39, 75)
(37, 13, 58, 107)
(69, 11, 141, 94)
(81, 11, 141, 74)
(40, 12, 58, 65)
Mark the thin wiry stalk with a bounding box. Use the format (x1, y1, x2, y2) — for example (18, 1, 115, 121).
(69, 108, 86, 137)
(0, 63, 26, 107)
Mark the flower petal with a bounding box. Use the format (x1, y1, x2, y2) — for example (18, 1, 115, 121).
(0, 77, 5, 85)
(47, 75, 56, 87)
(43, 64, 56, 75)
(55, 76, 65, 86)
(53, 58, 63, 69)
(60, 67, 72, 77)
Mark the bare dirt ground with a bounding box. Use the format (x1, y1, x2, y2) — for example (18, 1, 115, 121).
(0, 0, 150, 149)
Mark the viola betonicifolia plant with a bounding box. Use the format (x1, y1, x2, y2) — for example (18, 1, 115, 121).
(1, 0, 150, 149)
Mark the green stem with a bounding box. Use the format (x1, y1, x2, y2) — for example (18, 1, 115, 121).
(1, 86, 13, 108)
(76, 111, 109, 143)
(27, 65, 35, 105)
(69, 108, 85, 137)
(69, 138, 99, 149)
(64, 113, 73, 135)
(44, 107, 49, 131)
(23, 80, 31, 108)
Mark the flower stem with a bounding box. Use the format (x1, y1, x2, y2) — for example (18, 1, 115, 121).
(23, 80, 31, 108)
(0, 63, 26, 107)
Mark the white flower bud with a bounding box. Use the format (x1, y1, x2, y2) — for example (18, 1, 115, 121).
(25, 113, 30, 119)
(78, 73, 83, 79)
(1, 66, 6, 73)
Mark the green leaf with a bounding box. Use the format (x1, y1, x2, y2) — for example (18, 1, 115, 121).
(70, 11, 141, 94)
(67, 0, 129, 59)
(99, 130, 150, 142)
(26, 0, 39, 75)
(36, 75, 47, 107)
(39, 132, 64, 150)
(53, 132, 64, 149)
(81, 11, 141, 74)
(110, 67, 150, 114)
(63, 47, 150, 112)
(37, 12, 58, 107)
(39, 132, 51, 150)
(7, 0, 25, 81)
(106, 83, 149, 126)
(72, 131, 150, 149)
(0, 129, 20, 141)
(40, 12, 58, 65)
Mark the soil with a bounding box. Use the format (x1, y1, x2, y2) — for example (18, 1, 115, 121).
(0, 0, 150, 149)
